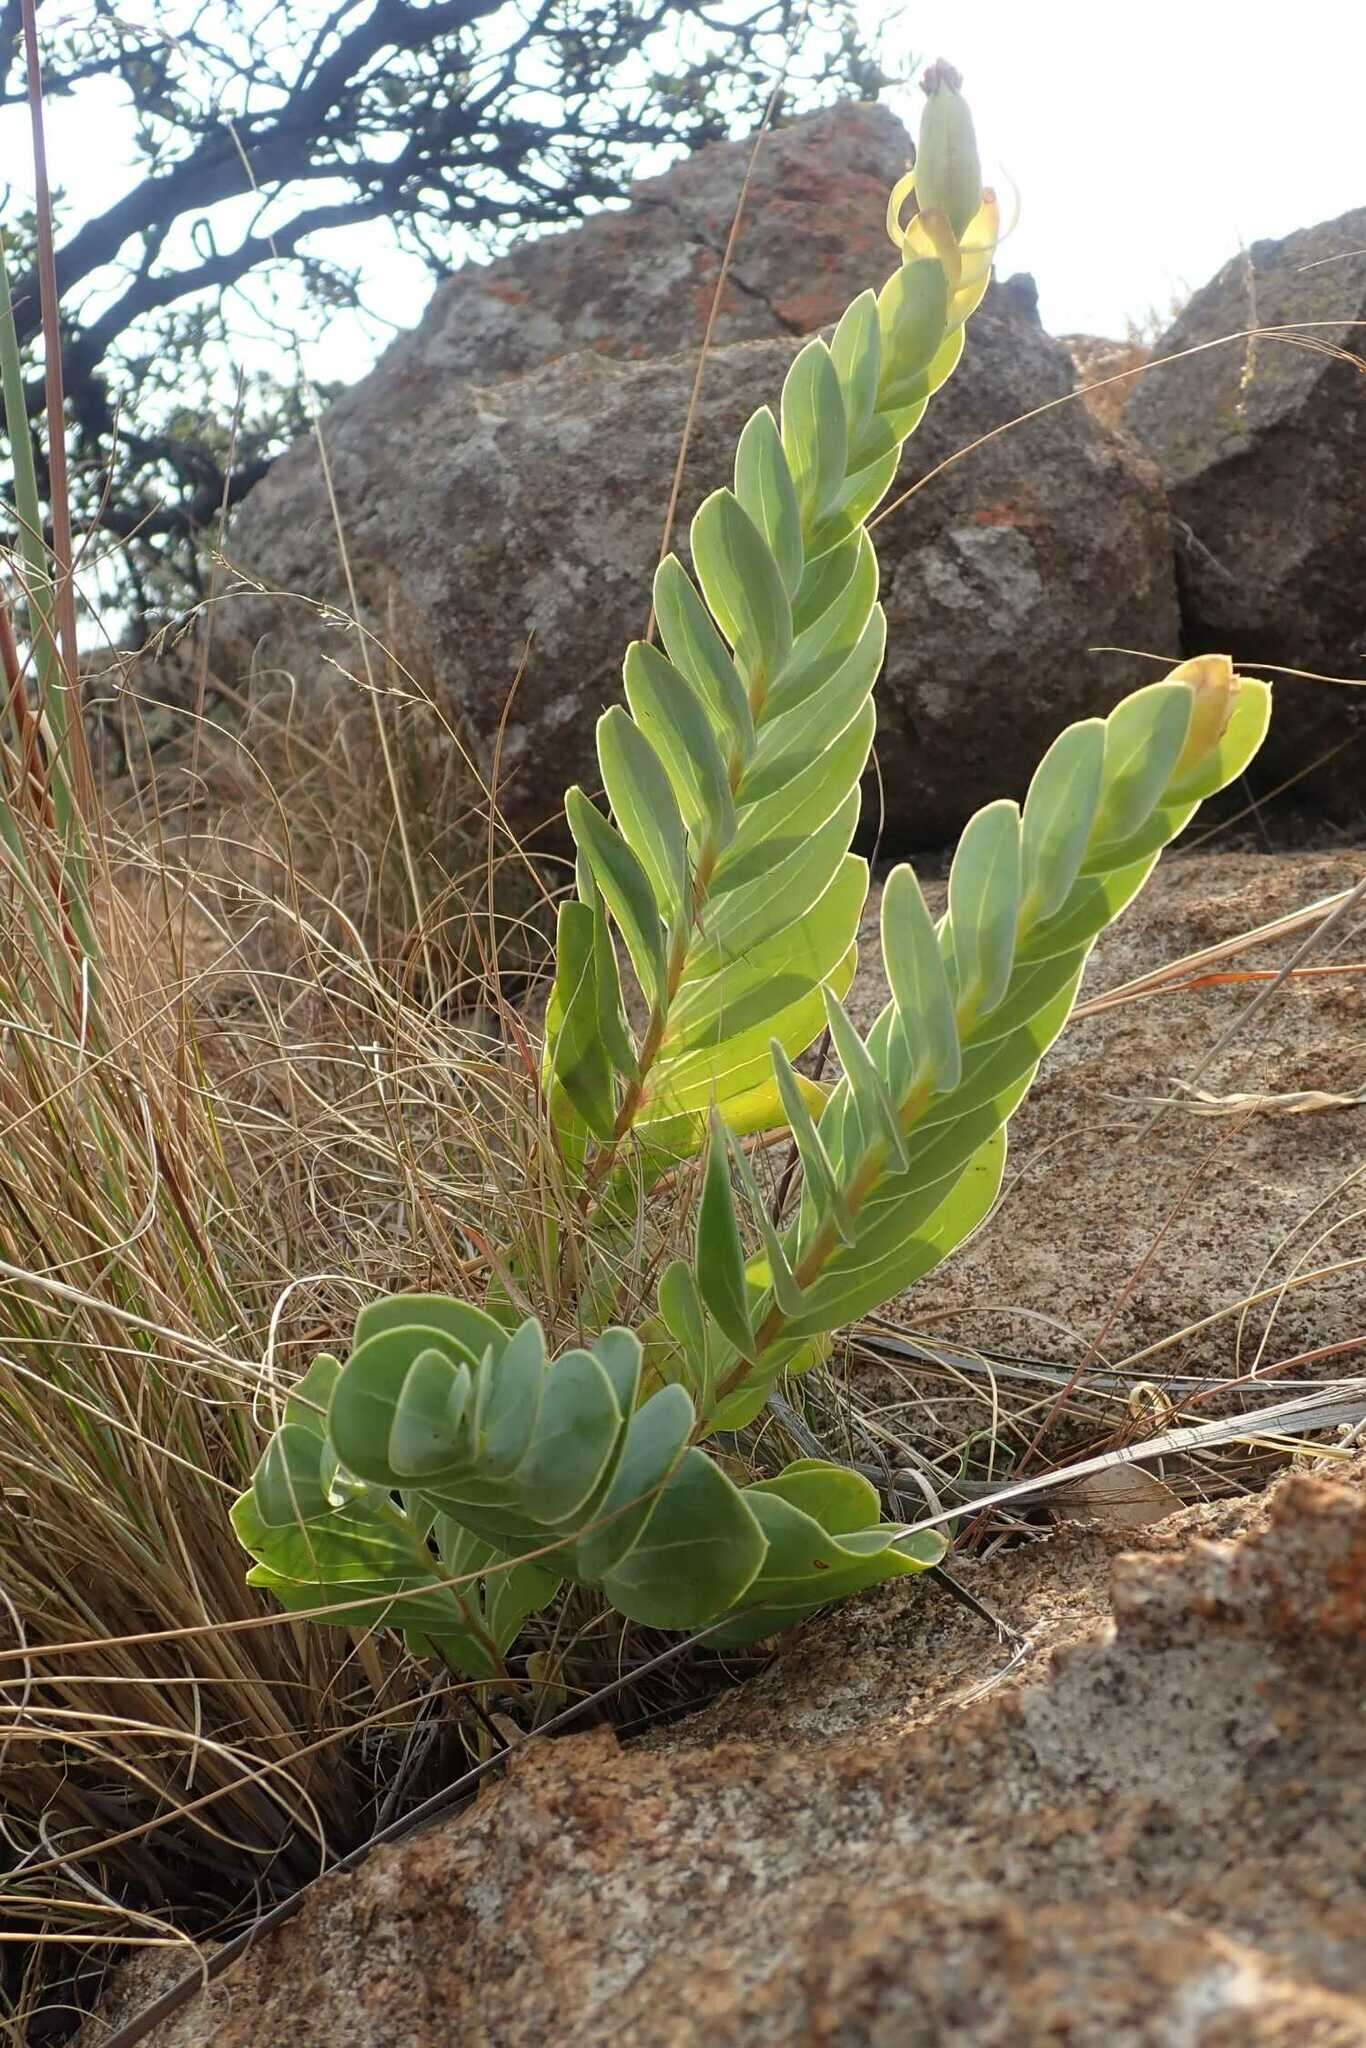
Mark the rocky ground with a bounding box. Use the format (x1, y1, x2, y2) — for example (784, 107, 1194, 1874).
(87, 1454, 1366, 2046)
(80, 836, 1366, 2048)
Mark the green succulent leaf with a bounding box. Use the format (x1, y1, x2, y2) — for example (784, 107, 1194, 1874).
(830, 290, 882, 443)
(232, 1373, 553, 1679)
(822, 988, 908, 1171)
(1091, 682, 1192, 846)
(352, 1293, 504, 1362)
(735, 406, 804, 598)
(597, 706, 689, 927)
(238, 1310, 762, 1655)
(724, 1125, 805, 1317)
(780, 339, 848, 529)
(769, 1041, 855, 1245)
(599, 1445, 766, 1629)
(1020, 719, 1106, 924)
(707, 1460, 946, 1647)
(652, 554, 754, 754)
(690, 488, 793, 696)
(947, 798, 1023, 1023)
(566, 786, 667, 1009)
(545, 900, 619, 1137)
(655, 1259, 715, 1406)
(876, 259, 950, 407)
(879, 864, 960, 1100)
(781, 1123, 1008, 1338)
(624, 639, 737, 850)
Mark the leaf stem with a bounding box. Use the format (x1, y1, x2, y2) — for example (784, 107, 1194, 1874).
(712, 1067, 936, 1408)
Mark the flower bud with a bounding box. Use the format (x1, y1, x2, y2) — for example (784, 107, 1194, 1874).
(1168, 654, 1242, 783)
(915, 61, 983, 241)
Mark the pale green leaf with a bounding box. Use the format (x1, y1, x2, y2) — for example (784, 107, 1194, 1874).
(822, 988, 908, 1169)
(1091, 683, 1192, 845)
(947, 799, 1022, 1022)
(667, 855, 867, 1051)
(589, 881, 639, 1083)
(566, 786, 667, 1009)
(790, 532, 862, 637)
(646, 941, 856, 1116)
(1020, 719, 1105, 925)
(597, 706, 688, 925)
(1014, 852, 1160, 966)
(724, 1125, 805, 1316)
(514, 1346, 622, 1524)
(545, 900, 618, 1137)
(352, 1293, 504, 1364)
(775, 531, 880, 718)
(707, 1466, 943, 1646)
(880, 864, 960, 1099)
(780, 339, 848, 527)
(691, 788, 860, 974)
(782, 1124, 1007, 1337)
(770, 1041, 855, 1246)
(573, 1383, 694, 1580)
(744, 610, 885, 804)
(475, 1317, 545, 1476)
(328, 1325, 471, 1486)
(735, 406, 803, 597)
(598, 1446, 766, 1629)
(624, 640, 736, 849)
(696, 1112, 755, 1360)
(718, 700, 875, 887)
(830, 289, 881, 442)
(690, 488, 793, 694)
(482, 1551, 563, 1653)
(655, 1260, 714, 1406)
(876, 258, 949, 407)
(653, 554, 754, 752)
(807, 450, 899, 560)
(234, 1450, 503, 1675)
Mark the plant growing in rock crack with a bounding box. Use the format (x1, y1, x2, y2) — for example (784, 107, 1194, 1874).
(233, 66, 1271, 1670)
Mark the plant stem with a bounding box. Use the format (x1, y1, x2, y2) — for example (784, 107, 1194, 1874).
(581, 837, 720, 1202)
(712, 1071, 937, 1409)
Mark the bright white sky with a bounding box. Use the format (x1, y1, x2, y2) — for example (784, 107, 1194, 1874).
(883, 0, 1366, 336)
(6, 0, 1366, 388)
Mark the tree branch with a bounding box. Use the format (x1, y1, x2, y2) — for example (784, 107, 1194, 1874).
(0, 0, 870, 609)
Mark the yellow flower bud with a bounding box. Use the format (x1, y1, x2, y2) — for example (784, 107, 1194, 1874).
(915, 61, 983, 241)
(1168, 654, 1242, 782)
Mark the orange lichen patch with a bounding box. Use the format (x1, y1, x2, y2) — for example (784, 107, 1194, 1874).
(971, 500, 1045, 534)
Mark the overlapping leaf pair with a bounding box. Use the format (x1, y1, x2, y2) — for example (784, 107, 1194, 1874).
(234, 71, 1274, 1677)
(232, 1294, 945, 1652)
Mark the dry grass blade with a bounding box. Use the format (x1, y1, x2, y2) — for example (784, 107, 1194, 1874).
(882, 1380, 1366, 1534)
(1124, 1081, 1366, 1117)
(1073, 883, 1365, 1019)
